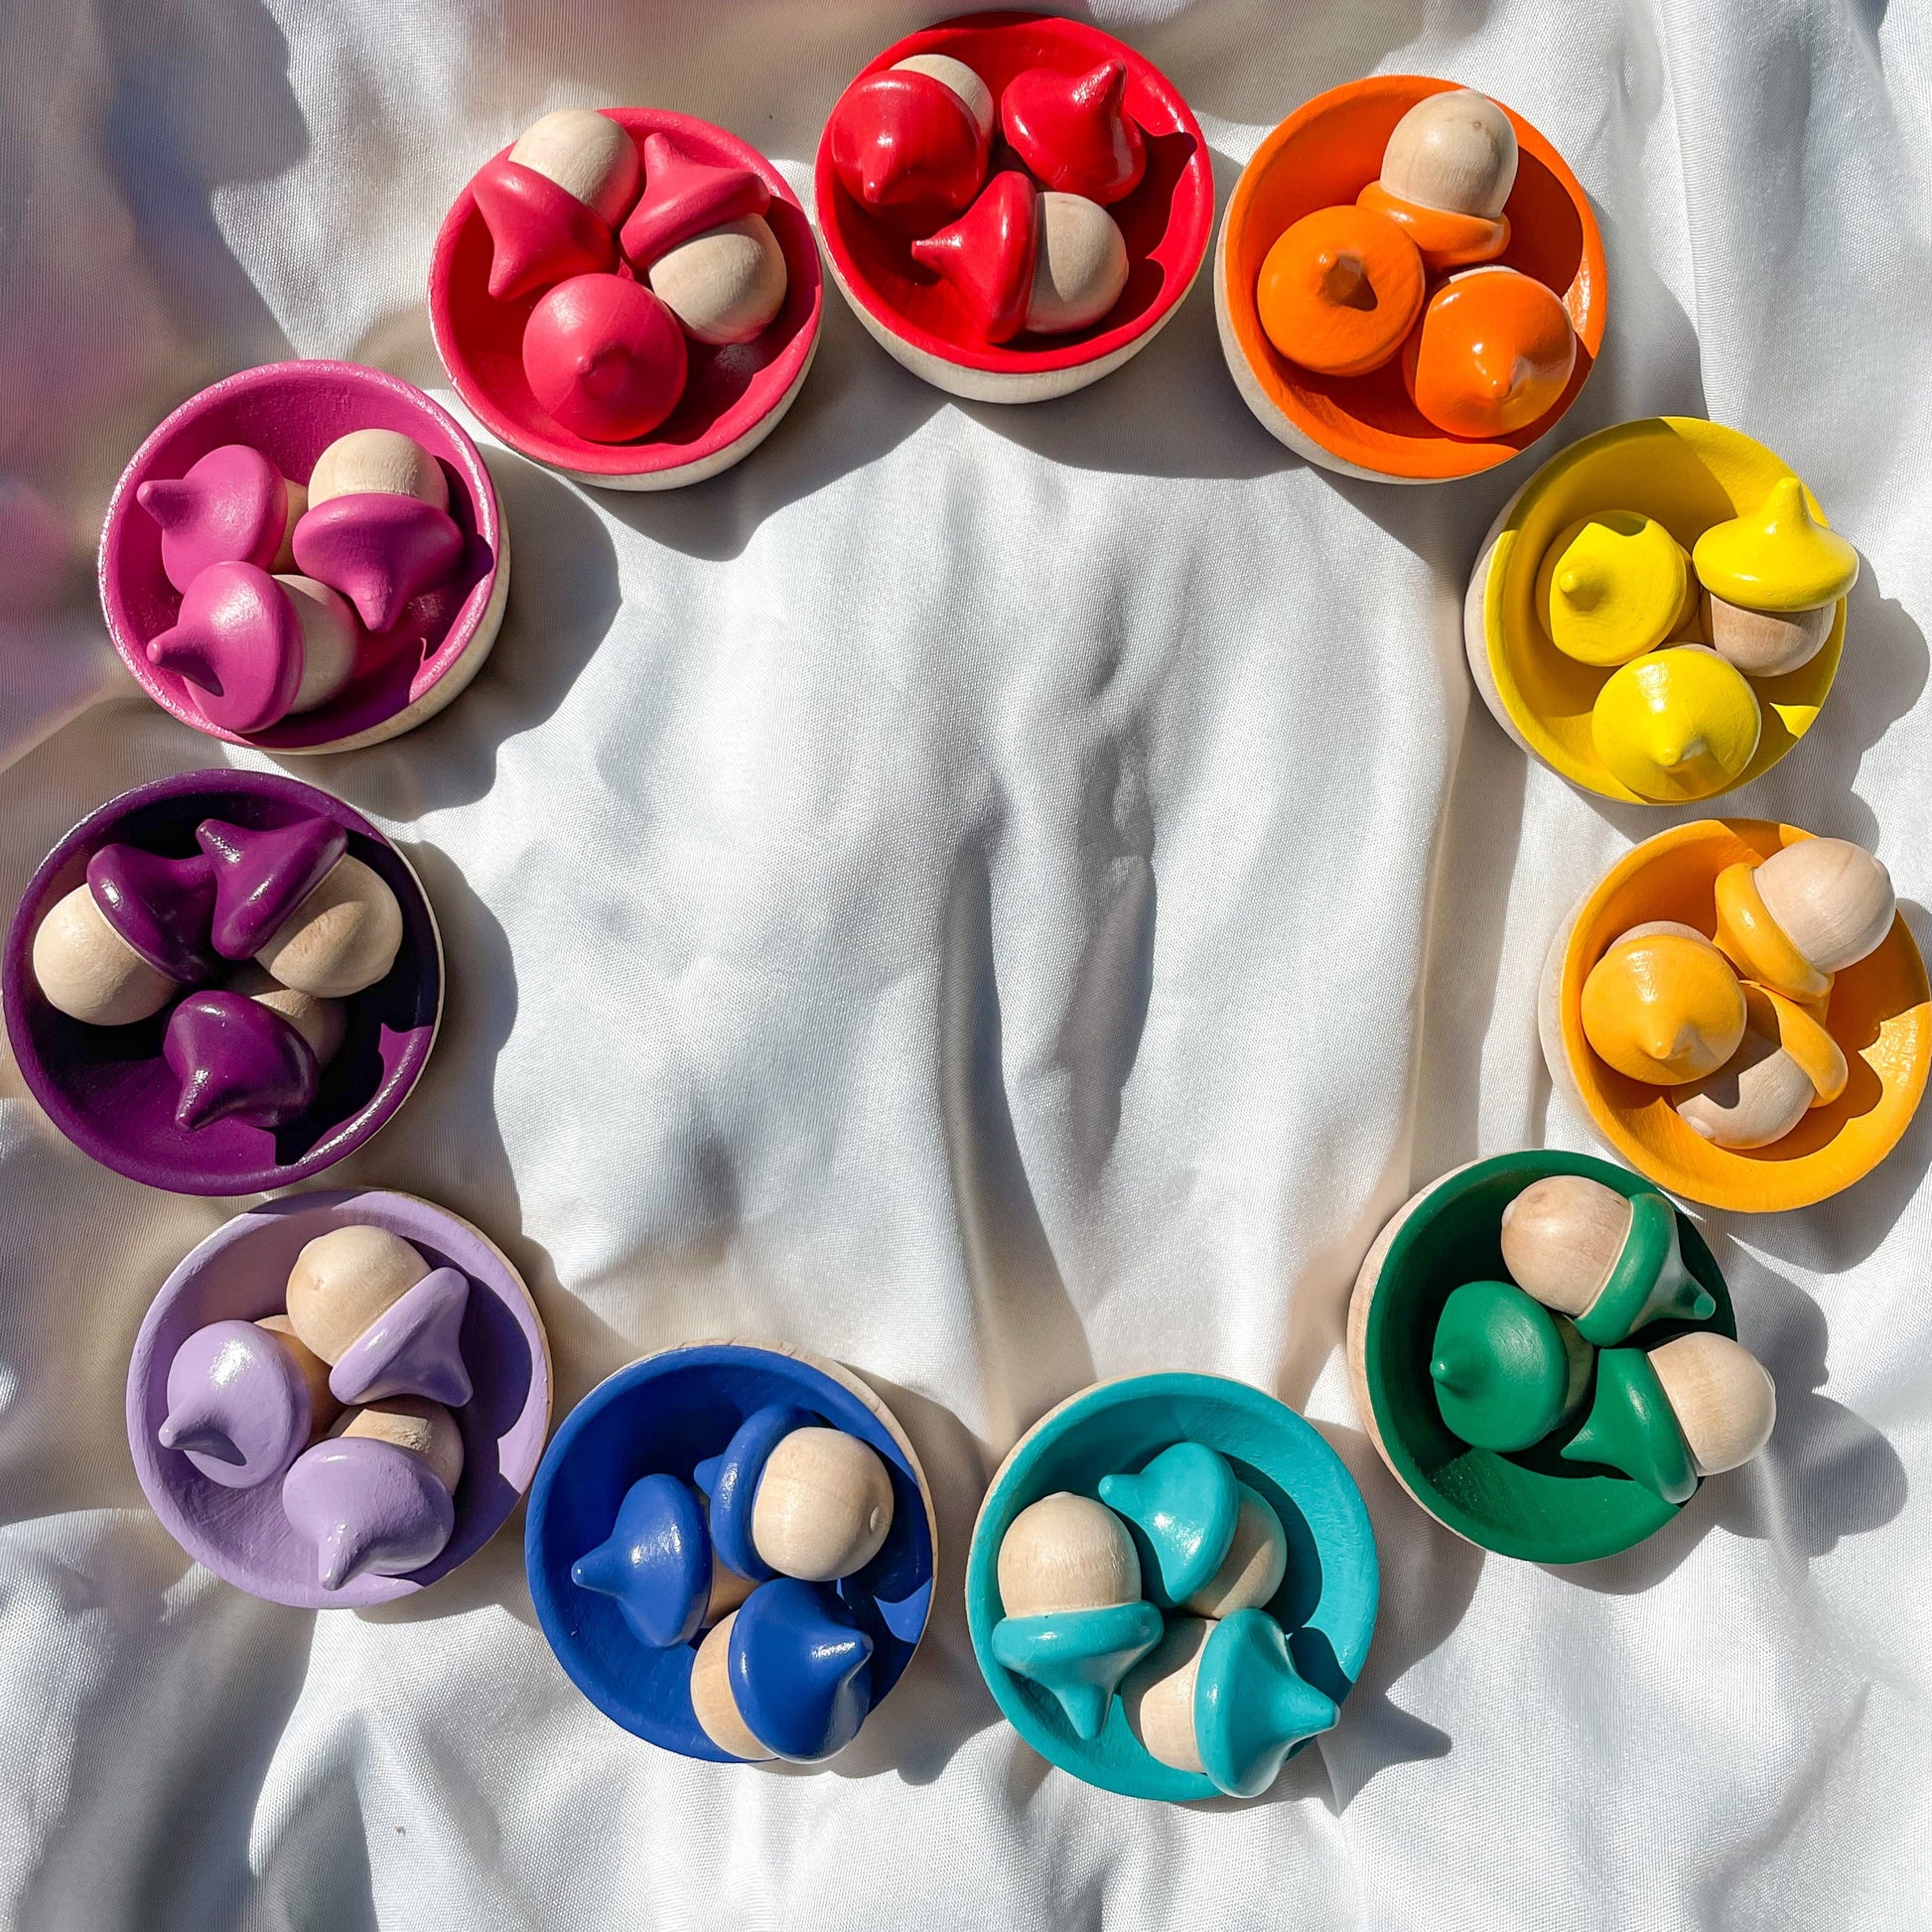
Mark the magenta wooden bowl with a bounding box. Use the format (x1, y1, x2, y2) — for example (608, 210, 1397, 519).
(3, 769, 442, 1195)
(128, 1189, 552, 1609)
(99, 361, 508, 754)
(429, 109, 822, 489)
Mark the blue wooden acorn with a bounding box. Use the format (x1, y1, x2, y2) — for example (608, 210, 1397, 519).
(1098, 1442, 1240, 1605)
(571, 1472, 754, 1649)
(688, 1577, 875, 1762)
(989, 1491, 1162, 1738)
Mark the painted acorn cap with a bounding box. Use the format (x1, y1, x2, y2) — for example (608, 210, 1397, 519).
(145, 561, 307, 736)
(1001, 60, 1146, 205)
(1560, 1347, 1697, 1504)
(620, 132, 770, 270)
(572, 1472, 713, 1650)
(909, 172, 1038, 344)
(695, 1402, 821, 1583)
(163, 990, 319, 1130)
(158, 1318, 313, 1489)
(1194, 1608, 1339, 1799)
(84, 843, 217, 983)
(1576, 1189, 1715, 1346)
(327, 1266, 473, 1407)
(1098, 1441, 1240, 1605)
(727, 1577, 874, 1761)
(1430, 1279, 1590, 1452)
(196, 814, 346, 961)
(136, 443, 291, 594)
(291, 492, 464, 634)
(281, 1435, 457, 1590)
(989, 1599, 1164, 1740)
(1693, 477, 1859, 614)
(472, 153, 620, 304)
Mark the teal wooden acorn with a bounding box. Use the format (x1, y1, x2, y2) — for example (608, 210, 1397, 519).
(1500, 1174, 1716, 1345)
(1098, 1442, 1288, 1613)
(1562, 1330, 1777, 1503)
(990, 1491, 1162, 1739)
(1430, 1279, 1591, 1451)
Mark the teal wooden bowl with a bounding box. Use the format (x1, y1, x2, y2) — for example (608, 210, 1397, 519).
(1347, 1151, 1735, 1564)
(965, 1373, 1378, 1801)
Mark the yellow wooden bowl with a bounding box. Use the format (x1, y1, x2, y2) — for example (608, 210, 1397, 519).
(1540, 820, 1929, 1211)
(1466, 418, 1846, 803)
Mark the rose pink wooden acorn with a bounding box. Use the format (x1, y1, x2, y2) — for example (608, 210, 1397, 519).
(826, 52, 994, 228)
(911, 172, 1128, 344)
(473, 106, 641, 302)
(135, 443, 305, 592)
(30, 843, 216, 1026)
(1000, 59, 1146, 205)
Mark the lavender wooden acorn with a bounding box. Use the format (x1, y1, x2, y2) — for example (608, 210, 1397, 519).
(157, 1314, 338, 1487)
(31, 844, 216, 1026)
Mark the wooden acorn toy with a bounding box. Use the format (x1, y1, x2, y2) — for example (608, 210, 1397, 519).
(1580, 921, 1748, 1085)
(1122, 1609, 1338, 1798)
(472, 106, 641, 302)
(1712, 836, 1896, 1004)
(1500, 1173, 1718, 1346)
(1677, 982, 1850, 1149)
(135, 443, 304, 593)
(196, 813, 403, 999)
(163, 987, 331, 1129)
(825, 52, 994, 228)
(689, 1577, 876, 1762)
(146, 565, 361, 735)
(620, 135, 787, 347)
(1402, 264, 1577, 439)
(1000, 60, 1146, 205)
(1694, 477, 1861, 675)
(694, 1403, 896, 1584)
(284, 1223, 474, 1408)
(290, 428, 466, 634)
(1428, 1278, 1590, 1451)
(1358, 86, 1516, 269)
(522, 273, 688, 443)
(1098, 1442, 1288, 1614)
(1589, 645, 1763, 802)
(1535, 511, 1699, 667)
(570, 1472, 754, 1649)
(281, 1395, 465, 1589)
(989, 1491, 1163, 1739)
(1256, 204, 1425, 378)
(30, 843, 217, 1026)
(157, 1314, 338, 1488)
(911, 172, 1128, 343)
(1561, 1331, 1776, 1504)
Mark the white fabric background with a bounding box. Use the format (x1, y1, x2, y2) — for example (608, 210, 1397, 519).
(1, 1, 1928, 1925)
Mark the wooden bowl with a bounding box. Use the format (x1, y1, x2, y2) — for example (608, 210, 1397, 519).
(1348, 1152, 1733, 1563)
(430, 110, 821, 489)
(1541, 820, 1931, 1211)
(99, 361, 508, 754)
(1466, 418, 1845, 801)
(1215, 75, 1604, 482)
(814, 11, 1212, 404)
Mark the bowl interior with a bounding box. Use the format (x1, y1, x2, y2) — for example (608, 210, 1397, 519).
(813, 11, 1212, 374)
(965, 1373, 1378, 1802)
(1559, 821, 1931, 1210)
(1363, 1152, 1734, 1564)
(524, 1345, 935, 1758)
(430, 110, 821, 478)
(125, 1190, 550, 1609)
(1221, 74, 1603, 480)
(2, 769, 441, 1193)
(1483, 418, 1844, 801)
(100, 360, 502, 751)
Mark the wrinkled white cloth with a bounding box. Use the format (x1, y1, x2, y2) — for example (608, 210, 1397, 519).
(2, 1, 1930, 1926)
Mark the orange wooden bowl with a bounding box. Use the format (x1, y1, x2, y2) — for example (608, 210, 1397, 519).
(1215, 75, 1605, 483)
(1540, 821, 1931, 1212)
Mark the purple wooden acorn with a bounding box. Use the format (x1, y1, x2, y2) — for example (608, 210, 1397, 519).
(30, 844, 217, 1027)
(163, 990, 320, 1130)
(157, 1315, 337, 1488)
(328, 1265, 473, 1407)
(136, 444, 305, 593)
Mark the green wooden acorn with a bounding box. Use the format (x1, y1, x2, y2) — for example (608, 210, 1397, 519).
(1429, 1279, 1591, 1451)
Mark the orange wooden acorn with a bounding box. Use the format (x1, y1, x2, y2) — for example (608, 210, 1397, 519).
(1357, 88, 1516, 269)
(1256, 204, 1425, 376)
(1402, 265, 1576, 438)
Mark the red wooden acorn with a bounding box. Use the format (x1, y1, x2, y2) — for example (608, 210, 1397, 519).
(473, 108, 643, 303)
(827, 53, 994, 229)
(1000, 60, 1146, 206)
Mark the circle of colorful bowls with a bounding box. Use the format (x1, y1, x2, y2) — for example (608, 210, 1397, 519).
(815, 10, 1214, 404)
(1348, 1150, 1736, 1563)
(98, 360, 509, 753)
(1541, 820, 1931, 1212)
(965, 1371, 1378, 1801)
(525, 1341, 937, 1757)
(2, 769, 443, 1194)
(1215, 74, 1605, 481)
(127, 1188, 552, 1609)
(431, 109, 822, 488)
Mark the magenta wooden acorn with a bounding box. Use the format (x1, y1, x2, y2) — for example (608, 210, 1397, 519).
(472, 107, 641, 303)
(163, 988, 324, 1129)
(146, 564, 360, 734)
(135, 443, 305, 593)
(911, 172, 1128, 343)
(826, 53, 995, 229)
(1000, 60, 1146, 205)
(30, 843, 216, 1025)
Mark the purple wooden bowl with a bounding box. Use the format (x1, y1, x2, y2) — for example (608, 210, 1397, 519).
(3, 769, 442, 1194)
(128, 1189, 552, 1608)
(99, 360, 509, 754)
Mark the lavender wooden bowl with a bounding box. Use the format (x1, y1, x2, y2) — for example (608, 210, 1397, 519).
(99, 360, 509, 754)
(3, 769, 442, 1194)
(128, 1188, 552, 1609)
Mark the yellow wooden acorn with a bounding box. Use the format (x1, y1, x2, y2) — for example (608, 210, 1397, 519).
(1534, 511, 1698, 667)
(1677, 981, 1849, 1149)
(1713, 838, 1896, 1003)
(1580, 921, 1746, 1085)
(1693, 477, 1859, 676)
(1590, 645, 1762, 802)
